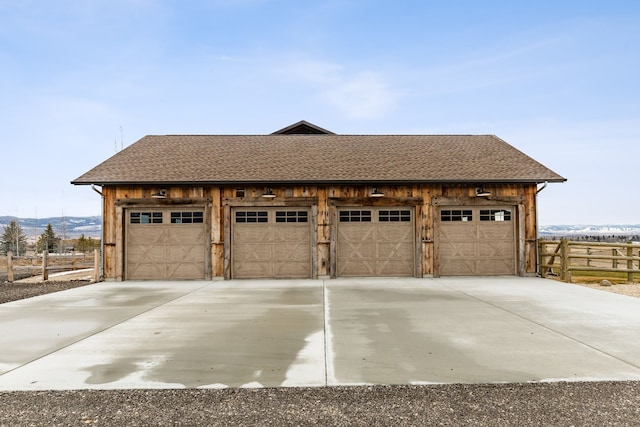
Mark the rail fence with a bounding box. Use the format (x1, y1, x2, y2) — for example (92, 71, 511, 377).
(538, 239, 640, 283)
(3, 249, 100, 283)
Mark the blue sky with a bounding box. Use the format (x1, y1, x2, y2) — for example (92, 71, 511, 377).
(1, 0, 638, 225)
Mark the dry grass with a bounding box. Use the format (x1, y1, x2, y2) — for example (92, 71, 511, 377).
(547, 272, 640, 298)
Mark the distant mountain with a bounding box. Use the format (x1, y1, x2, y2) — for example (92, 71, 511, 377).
(539, 224, 640, 237)
(0, 216, 101, 240)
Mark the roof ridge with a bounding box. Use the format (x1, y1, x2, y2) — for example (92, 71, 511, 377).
(145, 134, 498, 137)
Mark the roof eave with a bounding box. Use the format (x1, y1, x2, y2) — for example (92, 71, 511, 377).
(71, 177, 567, 186)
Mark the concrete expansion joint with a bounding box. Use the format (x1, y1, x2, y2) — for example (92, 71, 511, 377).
(322, 279, 330, 386)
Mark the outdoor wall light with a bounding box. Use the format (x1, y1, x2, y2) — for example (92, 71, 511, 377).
(370, 187, 385, 197)
(151, 189, 167, 199)
(262, 188, 276, 198)
(475, 187, 491, 197)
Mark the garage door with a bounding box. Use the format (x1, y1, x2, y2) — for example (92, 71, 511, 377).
(337, 207, 415, 277)
(438, 207, 515, 276)
(232, 208, 312, 279)
(126, 209, 206, 280)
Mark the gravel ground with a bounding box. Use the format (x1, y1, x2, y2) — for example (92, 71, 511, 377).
(0, 268, 94, 304)
(570, 281, 640, 298)
(0, 280, 92, 304)
(2, 382, 640, 426)
(2, 276, 640, 426)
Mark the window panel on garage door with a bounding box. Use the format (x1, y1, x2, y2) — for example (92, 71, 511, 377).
(126, 209, 206, 280)
(232, 208, 312, 279)
(337, 207, 415, 277)
(438, 207, 515, 276)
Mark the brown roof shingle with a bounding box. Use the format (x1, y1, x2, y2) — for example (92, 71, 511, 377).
(71, 134, 565, 185)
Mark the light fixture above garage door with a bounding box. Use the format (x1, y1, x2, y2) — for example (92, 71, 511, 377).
(262, 188, 276, 198)
(370, 187, 385, 197)
(475, 187, 491, 197)
(151, 189, 167, 199)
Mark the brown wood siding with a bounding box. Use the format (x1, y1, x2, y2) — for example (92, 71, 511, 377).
(524, 184, 538, 274)
(102, 186, 116, 280)
(99, 183, 540, 281)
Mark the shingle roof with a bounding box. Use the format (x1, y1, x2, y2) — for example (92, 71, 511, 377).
(71, 134, 565, 185)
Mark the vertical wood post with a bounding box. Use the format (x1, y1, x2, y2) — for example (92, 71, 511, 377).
(223, 205, 231, 280)
(93, 248, 100, 283)
(42, 251, 49, 281)
(612, 248, 618, 269)
(560, 238, 570, 282)
(627, 243, 634, 284)
(586, 247, 592, 267)
(538, 241, 547, 278)
(7, 251, 14, 283)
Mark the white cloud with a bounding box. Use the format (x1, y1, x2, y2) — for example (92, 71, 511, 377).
(283, 59, 398, 119)
(323, 70, 396, 119)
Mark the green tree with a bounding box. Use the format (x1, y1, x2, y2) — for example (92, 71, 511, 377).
(76, 234, 94, 254)
(37, 223, 60, 253)
(1, 220, 28, 256)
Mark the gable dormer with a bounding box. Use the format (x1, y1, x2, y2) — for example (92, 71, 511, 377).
(272, 120, 335, 135)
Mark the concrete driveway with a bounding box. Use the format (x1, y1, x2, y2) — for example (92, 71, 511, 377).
(2, 277, 640, 390)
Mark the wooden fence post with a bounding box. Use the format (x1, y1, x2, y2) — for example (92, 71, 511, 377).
(628, 243, 634, 284)
(93, 248, 100, 283)
(560, 238, 570, 283)
(538, 241, 547, 278)
(7, 251, 13, 283)
(612, 248, 618, 269)
(42, 251, 48, 281)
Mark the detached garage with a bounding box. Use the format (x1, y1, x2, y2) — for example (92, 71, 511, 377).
(71, 120, 565, 281)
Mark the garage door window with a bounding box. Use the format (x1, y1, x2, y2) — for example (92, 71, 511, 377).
(339, 210, 372, 222)
(235, 211, 268, 223)
(130, 212, 163, 224)
(171, 211, 204, 224)
(441, 210, 473, 222)
(379, 210, 411, 222)
(275, 211, 308, 223)
(480, 209, 511, 222)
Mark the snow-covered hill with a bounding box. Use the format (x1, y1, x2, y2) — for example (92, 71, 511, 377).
(0, 216, 101, 240)
(539, 224, 640, 237)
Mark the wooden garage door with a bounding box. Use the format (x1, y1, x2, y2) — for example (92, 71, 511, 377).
(337, 207, 415, 277)
(232, 208, 312, 279)
(126, 210, 206, 280)
(438, 207, 515, 276)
